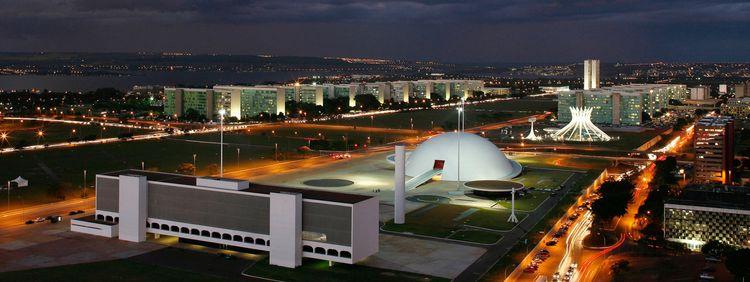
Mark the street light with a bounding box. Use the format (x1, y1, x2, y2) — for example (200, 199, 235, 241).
(193, 154, 197, 175)
(219, 109, 226, 177)
(679, 168, 686, 182)
(237, 148, 240, 168)
(83, 170, 87, 198)
(274, 143, 278, 161)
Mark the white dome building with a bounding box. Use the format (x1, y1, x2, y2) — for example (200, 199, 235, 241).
(405, 132, 522, 181)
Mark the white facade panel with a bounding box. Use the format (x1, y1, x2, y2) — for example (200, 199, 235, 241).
(269, 192, 302, 268)
(118, 175, 148, 242)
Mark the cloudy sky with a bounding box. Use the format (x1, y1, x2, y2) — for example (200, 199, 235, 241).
(1, 0, 749, 63)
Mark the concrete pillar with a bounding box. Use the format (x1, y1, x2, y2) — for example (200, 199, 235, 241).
(394, 145, 406, 224)
(269, 192, 302, 268)
(118, 175, 148, 242)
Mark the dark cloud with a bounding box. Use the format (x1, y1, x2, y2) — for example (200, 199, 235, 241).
(0, 0, 748, 62)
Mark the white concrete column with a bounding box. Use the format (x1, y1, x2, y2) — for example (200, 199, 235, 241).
(118, 175, 148, 242)
(269, 192, 302, 268)
(394, 145, 406, 224)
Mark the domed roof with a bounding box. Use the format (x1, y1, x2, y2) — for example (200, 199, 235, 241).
(406, 132, 522, 181)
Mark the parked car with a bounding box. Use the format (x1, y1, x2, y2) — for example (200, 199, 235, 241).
(48, 215, 62, 223)
(34, 217, 46, 223)
(25, 220, 34, 225)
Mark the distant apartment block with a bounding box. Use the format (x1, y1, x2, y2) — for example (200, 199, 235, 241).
(164, 79, 485, 119)
(540, 86, 570, 93)
(557, 84, 687, 126)
(583, 59, 600, 90)
(722, 98, 750, 119)
(694, 116, 734, 184)
(734, 81, 749, 98)
(70, 170, 379, 268)
(689, 86, 711, 100)
(665, 186, 750, 250)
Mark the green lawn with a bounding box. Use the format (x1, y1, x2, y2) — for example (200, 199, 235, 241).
(512, 168, 575, 190)
(513, 154, 613, 171)
(319, 98, 556, 130)
(1, 259, 234, 282)
(0, 124, 418, 212)
(244, 258, 448, 282)
(0, 120, 154, 147)
(494, 191, 549, 212)
(382, 204, 524, 243)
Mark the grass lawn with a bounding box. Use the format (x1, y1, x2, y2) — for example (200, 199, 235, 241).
(0, 124, 418, 212)
(244, 258, 448, 282)
(512, 168, 574, 190)
(1, 259, 234, 282)
(319, 98, 556, 130)
(493, 191, 549, 212)
(382, 204, 524, 243)
(0, 120, 155, 147)
(513, 154, 613, 171)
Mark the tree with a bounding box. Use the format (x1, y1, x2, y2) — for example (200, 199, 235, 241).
(205, 163, 219, 175)
(182, 108, 204, 122)
(175, 163, 196, 175)
(726, 248, 750, 279)
(701, 240, 731, 258)
(591, 180, 635, 224)
(354, 94, 381, 111)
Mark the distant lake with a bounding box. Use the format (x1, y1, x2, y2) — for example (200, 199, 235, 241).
(0, 71, 338, 92)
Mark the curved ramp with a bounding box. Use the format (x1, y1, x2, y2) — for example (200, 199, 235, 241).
(406, 169, 443, 191)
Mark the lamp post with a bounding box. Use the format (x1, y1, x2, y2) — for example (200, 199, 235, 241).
(83, 170, 87, 198)
(343, 135, 348, 153)
(237, 148, 240, 168)
(679, 168, 686, 182)
(456, 100, 464, 191)
(193, 154, 197, 175)
(219, 109, 226, 177)
(274, 143, 278, 161)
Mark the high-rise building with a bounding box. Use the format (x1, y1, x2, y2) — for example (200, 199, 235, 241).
(694, 116, 735, 184)
(734, 82, 749, 98)
(665, 186, 750, 250)
(164, 88, 223, 120)
(719, 84, 728, 94)
(690, 86, 711, 100)
(583, 59, 600, 90)
(213, 85, 286, 119)
(557, 84, 687, 126)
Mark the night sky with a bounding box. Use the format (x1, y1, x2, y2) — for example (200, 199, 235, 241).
(1, 0, 749, 63)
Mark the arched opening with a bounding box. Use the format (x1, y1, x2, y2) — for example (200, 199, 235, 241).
(105, 216, 113, 222)
(114, 217, 119, 223)
(340, 251, 351, 258)
(146, 222, 150, 228)
(96, 214, 104, 220)
(222, 233, 231, 240)
(327, 249, 338, 256)
(211, 232, 221, 238)
(303, 245, 313, 252)
(151, 222, 160, 228)
(255, 238, 265, 245)
(201, 230, 210, 237)
(244, 237, 254, 243)
(191, 229, 199, 235)
(170, 226, 179, 232)
(233, 235, 242, 242)
(181, 227, 189, 234)
(315, 247, 326, 254)
(266, 240, 270, 246)
(160, 224, 169, 230)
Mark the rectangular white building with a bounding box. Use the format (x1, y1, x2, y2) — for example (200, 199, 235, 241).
(71, 170, 379, 268)
(583, 59, 600, 90)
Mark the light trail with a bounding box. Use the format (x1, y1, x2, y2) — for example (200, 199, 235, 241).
(556, 211, 592, 282)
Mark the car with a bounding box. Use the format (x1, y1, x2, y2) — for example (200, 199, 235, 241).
(49, 215, 62, 223)
(546, 240, 558, 246)
(217, 253, 234, 260)
(523, 267, 537, 273)
(570, 263, 578, 269)
(553, 272, 561, 279)
(34, 217, 46, 223)
(25, 220, 34, 225)
(68, 210, 85, 215)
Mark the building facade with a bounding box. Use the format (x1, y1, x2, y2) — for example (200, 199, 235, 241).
(557, 84, 687, 126)
(164, 88, 223, 120)
(722, 98, 750, 119)
(690, 86, 711, 100)
(71, 170, 379, 268)
(694, 116, 735, 184)
(665, 186, 750, 250)
(583, 59, 600, 90)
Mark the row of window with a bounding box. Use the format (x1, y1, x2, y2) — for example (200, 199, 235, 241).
(97, 214, 119, 222)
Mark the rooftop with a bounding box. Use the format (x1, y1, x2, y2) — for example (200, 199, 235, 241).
(101, 170, 373, 204)
(666, 185, 750, 210)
